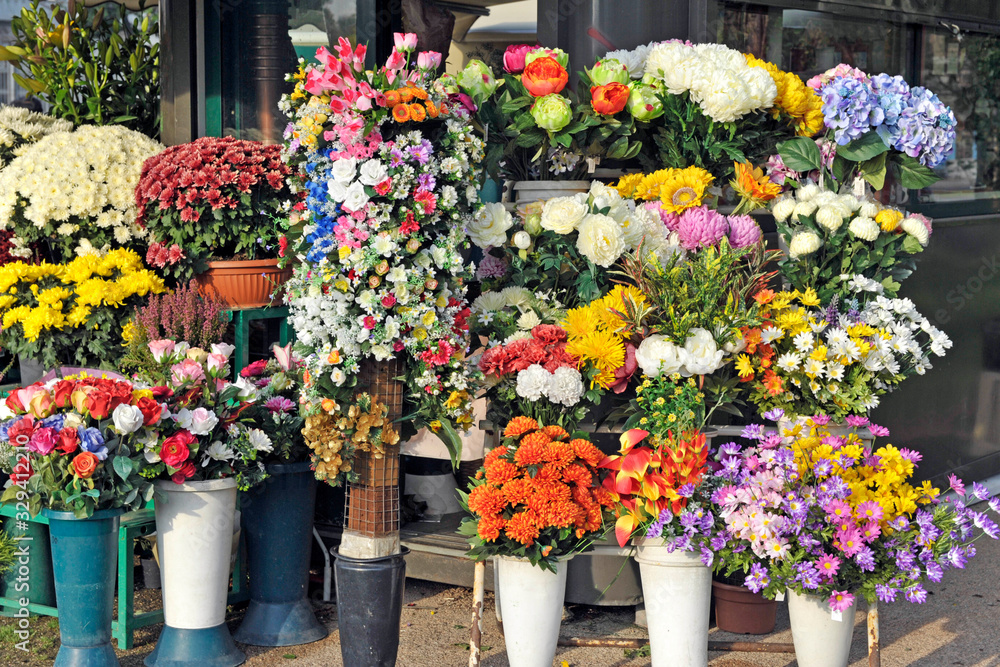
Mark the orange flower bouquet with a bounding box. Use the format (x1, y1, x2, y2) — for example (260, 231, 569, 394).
(458, 415, 615, 571)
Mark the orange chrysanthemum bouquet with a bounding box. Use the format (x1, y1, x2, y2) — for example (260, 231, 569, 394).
(458, 416, 615, 571)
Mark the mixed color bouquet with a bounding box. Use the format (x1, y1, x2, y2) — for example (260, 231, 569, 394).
(771, 184, 931, 301)
(0, 248, 167, 370)
(458, 415, 614, 571)
(238, 344, 310, 464)
(737, 283, 950, 420)
(135, 136, 296, 281)
(128, 340, 270, 489)
(0, 125, 163, 262)
(0, 376, 153, 517)
(713, 415, 1000, 610)
(280, 34, 480, 461)
(773, 63, 955, 193)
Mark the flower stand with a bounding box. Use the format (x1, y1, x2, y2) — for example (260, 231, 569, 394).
(45, 508, 122, 667)
(512, 180, 591, 205)
(234, 461, 327, 646)
(145, 479, 244, 667)
(494, 555, 570, 667)
(711, 579, 777, 634)
(787, 590, 856, 667)
(634, 539, 712, 667)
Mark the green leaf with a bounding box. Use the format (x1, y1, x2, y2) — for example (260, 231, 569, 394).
(113, 456, 134, 481)
(837, 132, 889, 162)
(860, 153, 887, 190)
(901, 235, 924, 254)
(893, 154, 939, 189)
(777, 136, 822, 172)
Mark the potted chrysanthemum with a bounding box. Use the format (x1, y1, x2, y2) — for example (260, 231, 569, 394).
(135, 135, 296, 306)
(459, 415, 613, 667)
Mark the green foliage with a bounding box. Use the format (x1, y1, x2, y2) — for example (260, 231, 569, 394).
(5, 1, 160, 139)
(0, 529, 16, 577)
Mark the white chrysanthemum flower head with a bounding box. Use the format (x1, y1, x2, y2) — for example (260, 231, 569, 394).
(788, 230, 821, 258)
(848, 216, 879, 242)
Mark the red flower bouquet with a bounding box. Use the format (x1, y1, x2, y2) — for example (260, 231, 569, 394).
(458, 416, 615, 571)
(135, 136, 296, 280)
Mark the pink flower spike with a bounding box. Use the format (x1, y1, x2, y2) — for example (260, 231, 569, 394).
(828, 590, 855, 613)
(948, 474, 966, 496)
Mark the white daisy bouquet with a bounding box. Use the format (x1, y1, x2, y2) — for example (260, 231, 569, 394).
(0, 125, 163, 263)
(771, 183, 932, 303)
(280, 34, 481, 463)
(737, 280, 951, 420)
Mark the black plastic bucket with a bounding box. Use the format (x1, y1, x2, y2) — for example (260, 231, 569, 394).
(334, 548, 408, 667)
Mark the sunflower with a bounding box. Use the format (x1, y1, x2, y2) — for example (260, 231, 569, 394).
(655, 167, 715, 215)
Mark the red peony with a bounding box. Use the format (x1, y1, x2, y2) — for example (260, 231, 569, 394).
(171, 461, 197, 484)
(160, 430, 196, 468)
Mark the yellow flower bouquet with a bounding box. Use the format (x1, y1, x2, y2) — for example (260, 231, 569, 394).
(0, 249, 166, 369)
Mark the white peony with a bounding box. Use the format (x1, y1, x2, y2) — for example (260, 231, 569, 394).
(788, 230, 821, 258)
(515, 364, 550, 401)
(468, 202, 513, 248)
(848, 216, 880, 242)
(682, 328, 725, 376)
(548, 367, 584, 406)
(900, 216, 929, 246)
(635, 335, 686, 377)
(540, 194, 588, 234)
(576, 213, 626, 267)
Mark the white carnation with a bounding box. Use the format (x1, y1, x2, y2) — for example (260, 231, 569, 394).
(576, 213, 626, 267)
(515, 364, 550, 401)
(848, 216, 880, 242)
(548, 367, 584, 406)
(788, 230, 821, 258)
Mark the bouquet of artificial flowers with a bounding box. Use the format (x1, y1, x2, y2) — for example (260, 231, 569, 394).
(458, 415, 614, 571)
(0, 376, 153, 517)
(714, 414, 1000, 610)
(238, 343, 310, 464)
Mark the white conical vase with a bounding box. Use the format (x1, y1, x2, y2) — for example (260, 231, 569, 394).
(146, 478, 244, 667)
(634, 539, 711, 667)
(787, 590, 856, 667)
(495, 555, 569, 667)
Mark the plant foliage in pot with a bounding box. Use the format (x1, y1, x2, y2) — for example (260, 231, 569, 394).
(232, 344, 328, 646)
(0, 374, 157, 666)
(135, 136, 297, 307)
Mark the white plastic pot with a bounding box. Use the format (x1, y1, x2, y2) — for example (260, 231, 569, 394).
(512, 180, 591, 206)
(495, 555, 569, 667)
(787, 590, 856, 667)
(153, 478, 238, 629)
(633, 539, 712, 667)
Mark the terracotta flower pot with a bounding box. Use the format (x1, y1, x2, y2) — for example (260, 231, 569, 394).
(712, 579, 777, 634)
(194, 258, 292, 309)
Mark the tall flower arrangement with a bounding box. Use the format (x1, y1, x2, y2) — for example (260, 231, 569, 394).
(0, 249, 167, 369)
(714, 415, 1000, 610)
(279, 35, 481, 464)
(0, 125, 163, 262)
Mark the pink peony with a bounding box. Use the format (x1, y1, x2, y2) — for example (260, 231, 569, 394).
(676, 206, 729, 250)
(503, 44, 535, 74)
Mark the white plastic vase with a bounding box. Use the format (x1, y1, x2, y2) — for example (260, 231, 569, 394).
(633, 539, 712, 667)
(787, 590, 856, 667)
(512, 180, 591, 206)
(495, 555, 569, 667)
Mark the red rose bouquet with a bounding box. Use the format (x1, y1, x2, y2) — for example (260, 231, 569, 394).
(127, 339, 270, 489)
(135, 136, 295, 281)
(458, 416, 615, 571)
(0, 376, 154, 518)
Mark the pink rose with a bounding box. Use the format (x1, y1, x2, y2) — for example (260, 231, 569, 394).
(170, 359, 206, 385)
(148, 339, 176, 363)
(206, 353, 228, 375)
(27, 427, 57, 455)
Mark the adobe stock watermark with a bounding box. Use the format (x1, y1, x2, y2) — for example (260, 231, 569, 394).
(934, 254, 1000, 325)
(10, 473, 33, 652)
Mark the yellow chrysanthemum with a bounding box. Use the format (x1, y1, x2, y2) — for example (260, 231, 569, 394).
(565, 328, 625, 372)
(561, 305, 600, 340)
(745, 54, 825, 137)
(613, 172, 645, 199)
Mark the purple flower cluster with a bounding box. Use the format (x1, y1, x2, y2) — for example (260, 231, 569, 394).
(818, 69, 956, 167)
(475, 253, 507, 279)
(646, 502, 719, 566)
(674, 206, 764, 250)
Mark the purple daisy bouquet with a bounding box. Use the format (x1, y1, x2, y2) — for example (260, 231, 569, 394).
(237, 343, 310, 463)
(712, 414, 1000, 611)
(775, 63, 955, 193)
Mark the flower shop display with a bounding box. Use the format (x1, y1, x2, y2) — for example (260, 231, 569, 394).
(0, 125, 163, 262)
(127, 340, 268, 667)
(773, 64, 956, 194)
(4, 0, 160, 140)
(233, 344, 327, 647)
(0, 375, 156, 667)
(0, 104, 72, 169)
(458, 416, 613, 667)
(737, 281, 951, 421)
(713, 415, 1000, 667)
(280, 36, 480, 468)
(0, 249, 167, 372)
(135, 136, 297, 301)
